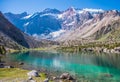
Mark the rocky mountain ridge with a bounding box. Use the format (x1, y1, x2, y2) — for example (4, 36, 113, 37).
(4, 7, 105, 39)
(4, 7, 120, 44)
(57, 10, 120, 41)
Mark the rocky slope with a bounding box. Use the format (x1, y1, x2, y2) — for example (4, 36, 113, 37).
(57, 10, 120, 42)
(4, 8, 120, 45)
(0, 12, 43, 49)
(4, 12, 28, 31)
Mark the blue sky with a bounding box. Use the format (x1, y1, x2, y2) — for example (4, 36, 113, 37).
(0, 0, 120, 14)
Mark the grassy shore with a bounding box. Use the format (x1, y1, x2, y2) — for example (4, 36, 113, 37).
(0, 68, 50, 82)
(8, 46, 58, 53)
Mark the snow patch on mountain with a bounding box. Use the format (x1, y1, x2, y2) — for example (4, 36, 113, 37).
(22, 13, 39, 19)
(24, 22, 29, 26)
(23, 14, 33, 19)
(66, 21, 75, 26)
(40, 13, 57, 17)
(32, 30, 66, 40)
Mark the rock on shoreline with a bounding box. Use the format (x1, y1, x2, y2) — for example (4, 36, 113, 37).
(27, 70, 40, 77)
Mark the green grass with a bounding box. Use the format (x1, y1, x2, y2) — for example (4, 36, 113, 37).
(98, 33, 111, 41)
(9, 47, 56, 53)
(0, 68, 51, 82)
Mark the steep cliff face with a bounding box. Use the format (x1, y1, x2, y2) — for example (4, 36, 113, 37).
(0, 12, 43, 49)
(4, 12, 28, 31)
(59, 7, 93, 30)
(95, 19, 120, 41)
(57, 10, 120, 42)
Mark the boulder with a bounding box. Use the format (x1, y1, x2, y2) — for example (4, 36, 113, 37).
(104, 74, 113, 78)
(67, 75, 74, 80)
(110, 49, 115, 53)
(28, 76, 33, 80)
(60, 73, 69, 79)
(19, 62, 24, 65)
(4, 66, 14, 68)
(0, 63, 4, 68)
(0, 54, 2, 56)
(103, 48, 110, 53)
(27, 70, 39, 77)
(87, 48, 93, 52)
(53, 76, 57, 80)
(29, 80, 36, 82)
(60, 73, 74, 80)
(44, 78, 49, 82)
(114, 47, 120, 51)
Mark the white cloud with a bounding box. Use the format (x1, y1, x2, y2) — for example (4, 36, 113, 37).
(57, 14, 63, 19)
(66, 21, 75, 26)
(78, 10, 84, 14)
(83, 8, 104, 13)
(50, 30, 66, 38)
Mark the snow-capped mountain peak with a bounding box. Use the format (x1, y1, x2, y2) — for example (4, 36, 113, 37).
(57, 7, 77, 19)
(6, 7, 119, 41)
(23, 14, 33, 19)
(67, 7, 76, 12)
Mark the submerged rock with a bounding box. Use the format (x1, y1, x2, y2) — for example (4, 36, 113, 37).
(104, 73, 113, 78)
(27, 70, 40, 77)
(100, 73, 113, 78)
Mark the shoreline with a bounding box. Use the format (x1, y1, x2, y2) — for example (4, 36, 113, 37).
(0, 67, 76, 82)
(0, 67, 118, 82)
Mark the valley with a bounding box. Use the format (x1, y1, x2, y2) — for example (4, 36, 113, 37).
(1, 6, 120, 82)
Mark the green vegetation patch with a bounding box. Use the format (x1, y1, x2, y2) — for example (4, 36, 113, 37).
(0, 68, 49, 82)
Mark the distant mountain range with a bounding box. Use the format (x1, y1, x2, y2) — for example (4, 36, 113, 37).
(4, 8, 62, 39)
(4, 7, 120, 43)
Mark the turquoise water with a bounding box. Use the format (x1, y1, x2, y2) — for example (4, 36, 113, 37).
(4, 51, 120, 81)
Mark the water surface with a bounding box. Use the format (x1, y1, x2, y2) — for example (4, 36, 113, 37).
(4, 51, 120, 82)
